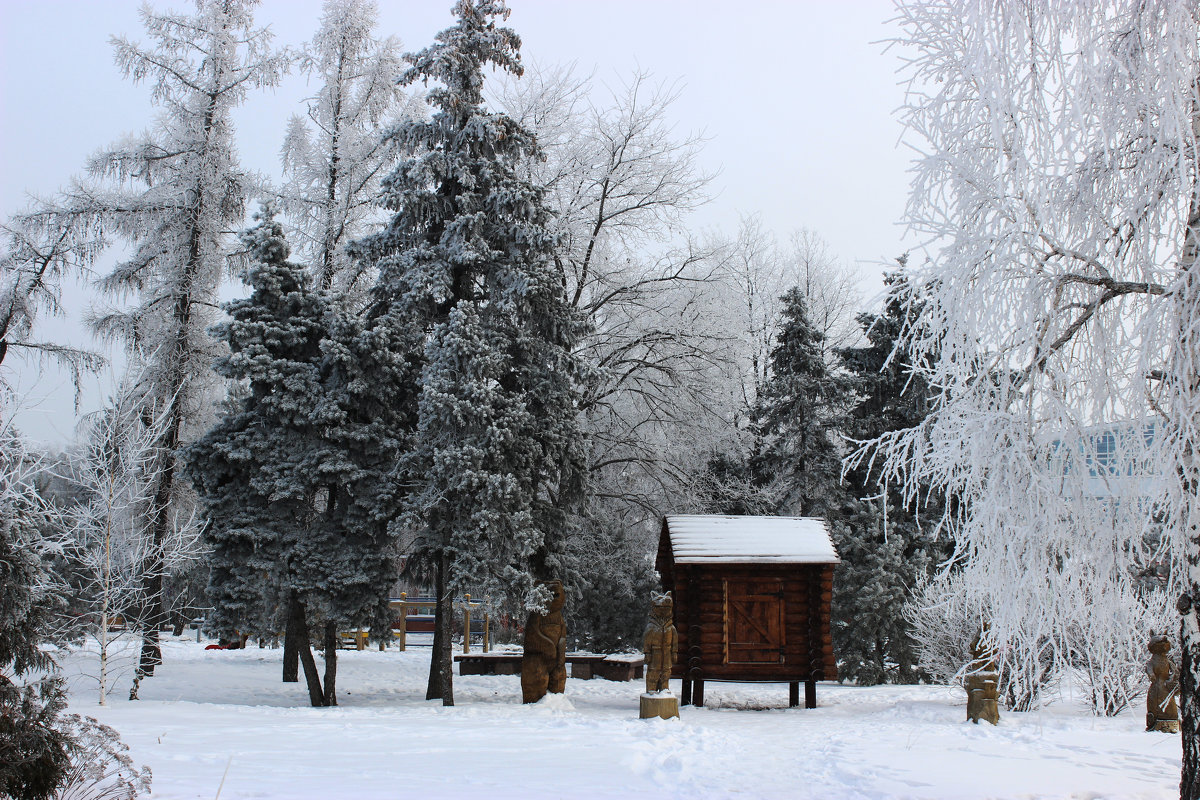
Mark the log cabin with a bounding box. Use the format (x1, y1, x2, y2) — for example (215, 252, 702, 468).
(656, 514, 839, 708)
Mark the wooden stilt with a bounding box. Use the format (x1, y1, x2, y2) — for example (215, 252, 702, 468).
(805, 680, 816, 709)
(789, 681, 799, 708)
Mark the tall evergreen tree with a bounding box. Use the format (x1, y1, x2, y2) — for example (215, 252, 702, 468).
(351, 0, 583, 705)
(751, 287, 846, 518)
(834, 266, 948, 684)
(187, 209, 330, 705)
(188, 209, 402, 707)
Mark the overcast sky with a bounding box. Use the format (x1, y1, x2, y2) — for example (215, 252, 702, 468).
(1, 0, 914, 443)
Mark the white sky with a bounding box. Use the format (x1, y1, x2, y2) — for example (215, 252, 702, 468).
(1, 0, 914, 444)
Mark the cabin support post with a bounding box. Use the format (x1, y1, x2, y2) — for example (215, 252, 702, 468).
(805, 680, 816, 709)
(789, 681, 799, 708)
(685, 565, 704, 707)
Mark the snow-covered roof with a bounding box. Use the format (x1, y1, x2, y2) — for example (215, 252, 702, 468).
(663, 515, 840, 564)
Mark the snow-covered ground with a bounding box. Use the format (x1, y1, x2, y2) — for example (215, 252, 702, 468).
(59, 637, 1180, 799)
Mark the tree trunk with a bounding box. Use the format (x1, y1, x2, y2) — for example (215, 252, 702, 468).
(322, 621, 338, 707)
(1185, 593, 1199, 799)
(1177, 78, 1200, 800)
(294, 600, 326, 707)
(1178, 257, 1200, 799)
(283, 592, 301, 683)
(425, 551, 454, 706)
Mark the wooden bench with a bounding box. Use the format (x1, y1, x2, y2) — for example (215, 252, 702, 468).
(593, 654, 644, 682)
(454, 652, 644, 681)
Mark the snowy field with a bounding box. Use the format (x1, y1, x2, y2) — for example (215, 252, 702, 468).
(58, 637, 1180, 800)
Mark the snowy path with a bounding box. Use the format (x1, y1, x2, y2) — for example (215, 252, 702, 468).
(60, 639, 1180, 799)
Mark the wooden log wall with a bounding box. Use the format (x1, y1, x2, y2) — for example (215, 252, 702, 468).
(668, 564, 836, 682)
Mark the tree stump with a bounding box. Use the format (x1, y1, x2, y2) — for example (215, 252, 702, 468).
(640, 692, 680, 720)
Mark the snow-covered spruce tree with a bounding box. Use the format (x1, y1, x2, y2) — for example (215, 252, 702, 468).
(189, 209, 401, 707)
(751, 287, 847, 519)
(279, 0, 418, 302)
(352, 0, 583, 705)
(697, 221, 863, 523)
(874, 0, 1193, 733)
(0, 419, 71, 799)
(751, 287, 889, 684)
(835, 267, 949, 685)
(187, 209, 327, 702)
(26, 0, 288, 682)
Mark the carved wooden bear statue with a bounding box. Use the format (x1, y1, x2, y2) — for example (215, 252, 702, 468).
(965, 630, 1000, 725)
(643, 591, 677, 693)
(522, 580, 567, 704)
(1146, 631, 1180, 733)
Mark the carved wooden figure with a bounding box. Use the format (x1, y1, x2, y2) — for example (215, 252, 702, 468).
(1146, 631, 1180, 733)
(965, 631, 1000, 725)
(643, 591, 678, 693)
(521, 580, 567, 704)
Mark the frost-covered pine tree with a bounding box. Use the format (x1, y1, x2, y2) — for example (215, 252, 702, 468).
(835, 267, 948, 684)
(26, 0, 288, 681)
(352, 0, 582, 705)
(278, 0, 418, 301)
(189, 208, 400, 707)
(875, 0, 1192, 743)
(752, 288, 846, 518)
(187, 208, 330, 703)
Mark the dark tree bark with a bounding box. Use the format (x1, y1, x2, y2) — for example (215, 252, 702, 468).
(283, 592, 301, 683)
(322, 621, 338, 707)
(294, 601, 326, 707)
(1182, 592, 1199, 799)
(425, 552, 454, 706)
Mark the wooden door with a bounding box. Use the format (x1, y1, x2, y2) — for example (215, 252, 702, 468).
(724, 578, 785, 664)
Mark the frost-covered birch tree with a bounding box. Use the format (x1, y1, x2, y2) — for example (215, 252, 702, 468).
(0, 407, 151, 798)
(872, 0, 1195, 742)
(67, 385, 200, 706)
(507, 70, 718, 519)
(26, 0, 288, 681)
(278, 0, 419, 301)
